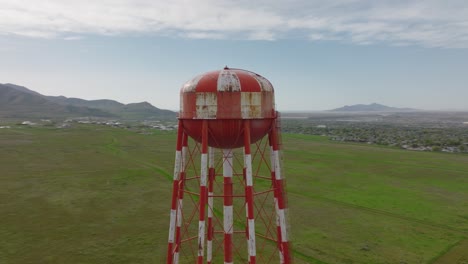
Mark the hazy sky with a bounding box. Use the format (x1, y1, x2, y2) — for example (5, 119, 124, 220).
(1, 0, 468, 111)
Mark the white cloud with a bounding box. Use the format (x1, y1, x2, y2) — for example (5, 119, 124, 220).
(64, 36, 83, 41)
(184, 32, 225, 40)
(0, 0, 467, 48)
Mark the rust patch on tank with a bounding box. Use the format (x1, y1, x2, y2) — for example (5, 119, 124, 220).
(241, 92, 261, 118)
(217, 70, 241, 92)
(196, 92, 217, 119)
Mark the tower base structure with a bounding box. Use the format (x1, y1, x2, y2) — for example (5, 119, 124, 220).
(166, 117, 291, 264)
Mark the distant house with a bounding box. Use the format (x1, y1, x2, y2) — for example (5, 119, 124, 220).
(21, 121, 37, 126)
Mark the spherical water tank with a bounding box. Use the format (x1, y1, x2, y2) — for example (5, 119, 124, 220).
(179, 67, 276, 148)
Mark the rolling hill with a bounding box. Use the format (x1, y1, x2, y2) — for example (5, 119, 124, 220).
(330, 103, 417, 112)
(0, 84, 114, 119)
(0, 83, 176, 120)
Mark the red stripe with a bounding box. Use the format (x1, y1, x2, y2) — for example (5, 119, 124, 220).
(217, 90, 241, 119)
(175, 226, 181, 252)
(275, 179, 286, 209)
(182, 132, 188, 148)
(250, 256, 256, 264)
(224, 233, 233, 262)
(180, 92, 196, 119)
(207, 218, 213, 240)
(167, 243, 174, 264)
(195, 71, 219, 92)
(282, 241, 292, 263)
(200, 186, 207, 220)
(171, 181, 179, 209)
(246, 186, 254, 218)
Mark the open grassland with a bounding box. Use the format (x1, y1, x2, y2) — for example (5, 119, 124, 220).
(1, 125, 467, 263)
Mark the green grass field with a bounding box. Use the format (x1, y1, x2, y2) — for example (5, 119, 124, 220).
(1, 125, 467, 263)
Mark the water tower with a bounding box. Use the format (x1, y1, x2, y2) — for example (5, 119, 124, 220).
(166, 67, 291, 263)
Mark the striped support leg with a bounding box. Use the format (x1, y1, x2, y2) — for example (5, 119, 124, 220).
(207, 147, 215, 264)
(244, 120, 257, 264)
(167, 121, 184, 264)
(197, 121, 209, 264)
(223, 148, 233, 264)
(269, 120, 291, 264)
(173, 133, 188, 264)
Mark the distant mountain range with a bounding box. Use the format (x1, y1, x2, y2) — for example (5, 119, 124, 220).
(0, 83, 176, 120)
(330, 103, 418, 112)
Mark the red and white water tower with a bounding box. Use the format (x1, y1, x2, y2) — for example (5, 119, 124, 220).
(166, 67, 291, 263)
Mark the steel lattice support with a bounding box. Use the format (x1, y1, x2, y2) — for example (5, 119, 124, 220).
(166, 118, 291, 263)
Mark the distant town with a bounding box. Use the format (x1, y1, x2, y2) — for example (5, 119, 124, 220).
(282, 111, 468, 153)
(3, 109, 467, 154)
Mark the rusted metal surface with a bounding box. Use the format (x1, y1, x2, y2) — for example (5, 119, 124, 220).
(196, 92, 217, 119)
(179, 67, 275, 120)
(241, 92, 262, 119)
(217, 69, 241, 92)
(179, 67, 276, 148)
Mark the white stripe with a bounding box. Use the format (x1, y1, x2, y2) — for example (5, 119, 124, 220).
(224, 262, 233, 264)
(248, 219, 256, 256)
(177, 199, 183, 227)
(223, 149, 233, 177)
(217, 69, 241, 92)
(275, 199, 280, 226)
(274, 150, 282, 180)
(168, 209, 176, 242)
(209, 147, 214, 167)
(173, 252, 179, 264)
(201, 154, 208, 186)
(173, 151, 181, 180)
(224, 205, 233, 234)
(278, 209, 288, 242)
(207, 240, 212, 261)
(244, 154, 253, 186)
(196, 92, 217, 119)
(198, 220, 205, 256)
(241, 92, 262, 118)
